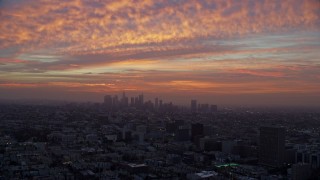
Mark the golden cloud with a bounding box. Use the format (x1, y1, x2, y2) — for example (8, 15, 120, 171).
(0, 0, 319, 55)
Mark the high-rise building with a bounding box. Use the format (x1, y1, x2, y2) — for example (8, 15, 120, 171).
(155, 98, 159, 109)
(191, 100, 197, 112)
(123, 96, 129, 107)
(135, 97, 139, 106)
(210, 105, 218, 112)
(121, 92, 128, 107)
(175, 125, 190, 142)
(104, 95, 113, 108)
(259, 126, 285, 167)
(139, 94, 144, 107)
(159, 100, 163, 109)
(112, 95, 119, 108)
(191, 123, 204, 146)
(292, 163, 311, 180)
(200, 103, 209, 113)
(130, 97, 134, 106)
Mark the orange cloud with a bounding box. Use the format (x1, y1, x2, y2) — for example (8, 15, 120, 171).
(0, 83, 39, 88)
(0, 0, 319, 55)
(0, 58, 28, 64)
(234, 69, 285, 78)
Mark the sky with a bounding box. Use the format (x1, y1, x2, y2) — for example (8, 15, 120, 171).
(0, 0, 320, 106)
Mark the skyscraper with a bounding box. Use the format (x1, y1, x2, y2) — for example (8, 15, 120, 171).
(191, 99, 197, 112)
(123, 96, 129, 107)
(112, 95, 119, 108)
(122, 91, 126, 100)
(121, 92, 128, 107)
(191, 123, 204, 146)
(210, 105, 218, 112)
(155, 98, 159, 109)
(104, 95, 112, 109)
(135, 97, 139, 106)
(176, 125, 190, 142)
(259, 126, 285, 167)
(138, 94, 144, 107)
(159, 100, 163, 109)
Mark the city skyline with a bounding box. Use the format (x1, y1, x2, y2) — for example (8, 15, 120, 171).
(1, 0, 320, 107)
(102, 92, 218, 113)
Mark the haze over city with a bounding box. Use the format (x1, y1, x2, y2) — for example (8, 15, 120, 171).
(0, 0, 320, 107)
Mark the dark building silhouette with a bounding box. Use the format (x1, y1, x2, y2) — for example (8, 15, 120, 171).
(166, 122, 178, 134)
(135, 97, 139, 106)
(292, 163, 311, 180)
(199, 103, 209, 113)
(155, 98, 159, 110)
(191, 100, 197, 112)
(259, 126, 285, 167)
(104, 95, 113, 109)
(191, 123, 204, 146)
(121, 92, 128, 107)
(112, 95, 119, 108)
(138, 94, 144, 107)
(159, 100, 163, 109)
(175, 126, 190, 142)
(210, 105, 218, 112)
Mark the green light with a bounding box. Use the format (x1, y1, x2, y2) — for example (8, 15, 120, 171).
(215, 163, 239, 168)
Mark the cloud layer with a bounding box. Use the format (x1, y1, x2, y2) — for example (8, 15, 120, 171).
(1, 0, 319, 53)
(0, 0, 320, 105)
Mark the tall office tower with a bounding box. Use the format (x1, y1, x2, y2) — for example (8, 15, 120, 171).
(135, 97, 139, 107)
(112, 95, 119, 108)
(155, 98, 159, 109)
(104, 95, 113, 108)
(130, 97, 134, 106)
(120, 92, 126, 107)
(123, 96, 129, 107)
(259, 126, 285, 167)
(175, 125, 190, 142)
(191, 99, 197, 112)
(139, 94, 144, 106)
(159, 100, 163, 109)
(292, 164, 311, 180)
(191, 123, 204, 145)
(210, 105, 218, 112)
(200, 104, 209, 113)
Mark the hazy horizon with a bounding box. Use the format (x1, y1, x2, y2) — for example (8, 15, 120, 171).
(1, 91, 320, 109)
